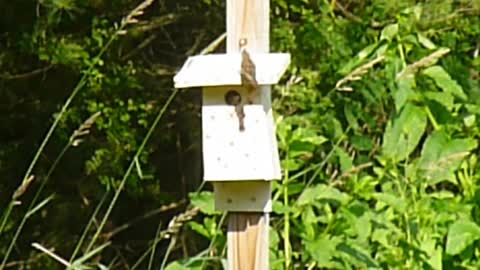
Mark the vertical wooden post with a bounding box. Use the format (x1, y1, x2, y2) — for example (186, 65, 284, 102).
(228, 213, 269, 269)
(226, 1, 272, 269)
(174, 0, 289, 268)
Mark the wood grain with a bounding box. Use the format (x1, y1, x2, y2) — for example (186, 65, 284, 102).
(226, 0, 272, 269)
(228, 213, 269, 270)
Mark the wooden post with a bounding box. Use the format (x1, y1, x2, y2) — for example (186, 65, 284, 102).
(226, 1, 272, 269)
(228, 213, 269, 269)
(173, 0, 289, 268)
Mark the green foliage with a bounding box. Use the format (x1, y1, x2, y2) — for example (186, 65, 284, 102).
(267, 0, 480, 269)
(1, 0, 480, 269)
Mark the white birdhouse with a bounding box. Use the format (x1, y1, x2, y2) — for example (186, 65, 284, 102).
(174, 52, 290, 211)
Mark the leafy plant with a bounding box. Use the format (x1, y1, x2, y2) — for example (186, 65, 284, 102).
(1, 0, 480, 269)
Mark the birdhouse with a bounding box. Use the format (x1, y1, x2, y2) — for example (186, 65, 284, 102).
(174, 52, 290, 211)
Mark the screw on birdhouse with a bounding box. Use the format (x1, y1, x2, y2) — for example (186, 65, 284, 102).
(239, 38, 247, 49)
(224, 90, 245, 131)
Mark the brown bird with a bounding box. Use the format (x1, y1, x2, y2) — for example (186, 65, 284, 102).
(225, 90, 245, 131)
(240, 49, 258, 104)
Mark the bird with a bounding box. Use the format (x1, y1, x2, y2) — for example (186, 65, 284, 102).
(225, 90, 245, 131)
(240, 48, 258, 104)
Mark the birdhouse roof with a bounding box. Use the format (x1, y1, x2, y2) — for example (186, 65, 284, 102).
(173, 53, 290, 88)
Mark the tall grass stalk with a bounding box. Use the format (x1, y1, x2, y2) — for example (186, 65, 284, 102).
(147, 220, 163, 270)
(83, 30, 226, 267)
(0, 0, 154, 264)
(0, 203, 15, 236)
(83, 89, 178, 254)
(160, 236, 177, 270)
(1, 143, 69, 268)
(130, 207, 200, 269)
(1, 111, 101, 268)
(283, 151, 292, 269)
(69, 191, 110, 263)
(1, 0, 155, 247)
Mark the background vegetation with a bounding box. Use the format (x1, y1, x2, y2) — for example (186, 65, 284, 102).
(1, 0, 480, 269)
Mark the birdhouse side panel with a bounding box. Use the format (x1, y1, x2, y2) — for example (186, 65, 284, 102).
(259, 85, 282, 180)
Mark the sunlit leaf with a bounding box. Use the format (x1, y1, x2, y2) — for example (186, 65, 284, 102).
(298, 184, 349, 206)
(394, 75, 417, 112)
(336, 242, 379, 268)
(382, 104, 427, 162)
(304, 236, 341, 267)
(419, 131, 477, 184)
(374, 193, 407, 213)
(189, 192, 217, 215)
(446, 220, 480, 255)
(417, 33, 437, 49)
(423, 66, 467, 100)
(380, 23, 398, 41)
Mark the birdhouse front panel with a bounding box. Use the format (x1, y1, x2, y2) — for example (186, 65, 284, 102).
(173, 52, 290, 183)
(202, 86, 280, 181)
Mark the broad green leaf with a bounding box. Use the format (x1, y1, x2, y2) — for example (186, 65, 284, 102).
(419, 132, 446, 167)
(297, 184, 349, 206)
(343, 204, 372, 241)
(297, 186, 319, 206)
(336, 242, 379, 268)
(302, 206, 318, 224)
(354, 214, 371, 241)
(419, 131, 477, 184)
(288, 128, 327, 159)
(420, 237, 442, 270)
(375, 43, 389, 56)
(189, 191, 217, 215)
(344, 106, 360, 130)
(204, 217, 219, 237)
(272, 200, 287, 214)
(316, 186, 349, 204)
(270, 227, 280, 247)
(394, 76, 417, 112)
(374, 193, 407, 213)
(188, 221, 209, 238)
(382, 104, 427, 162)
(290, 128, 327, 146)
(165, 262, 186, 270)
(276, 117, 292, 150)
(380, 23, 398, 41)
(463, 114, 476, 127)
(423, 66, 467, 100)
(446, 220, 480, 255)
(351, 135, 374, 151)
(372, 229, 391, 247)
(304, 236, 341, 267)
(423, 91, 454, 111)
(286, 182, 306, 196)
(336, 147, 353, 173)
(301, 209, 317, 239)
(417, 33, 437, 49)
(281, 159, 302, 171)
(358, 42, 380, 59)
(466, 104, 480, 114)
(428, 191, 454, 199)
